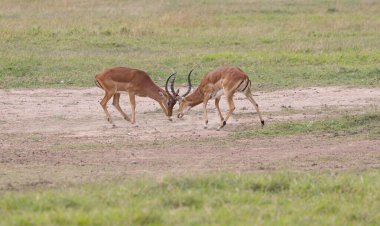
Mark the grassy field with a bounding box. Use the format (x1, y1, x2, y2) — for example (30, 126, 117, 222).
(1, 1, 379, 225)
(235, 112, 380, 139)
(1, 109, 379, 225)
(0, 0, 379, 89)
(1, 172, 380, 226)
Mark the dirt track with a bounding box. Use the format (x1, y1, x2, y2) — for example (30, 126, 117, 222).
(1, 86, 379, 189)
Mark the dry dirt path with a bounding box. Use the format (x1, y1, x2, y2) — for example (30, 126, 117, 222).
(0, 86, 379, 137)
(0, 86, 379, 189)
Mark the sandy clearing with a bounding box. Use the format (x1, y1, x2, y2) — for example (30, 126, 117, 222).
(1, 86, 379, 137)
(0, 86, 379, 189)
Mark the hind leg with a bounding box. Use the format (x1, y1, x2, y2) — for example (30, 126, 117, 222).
(112, 93, 131, 122)
(215, 97, 224, 123)
(203, 96, 210, 129)
(217, 93, 235, 130)
(100, 91, 116, 127)
(244, 88, 264, 126)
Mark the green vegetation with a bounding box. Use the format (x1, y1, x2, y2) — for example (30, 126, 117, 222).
(236, 112, 380, 138)
(1, 172, 379, 226)
(1, 1, 379, 225)
(0, 0, 379, 88)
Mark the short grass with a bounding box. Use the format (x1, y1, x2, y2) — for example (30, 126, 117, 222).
(0, 0, 379, 89)
(235, 112, 380, 139)
(1, 171, 379, 226)
(46, 112, 380, 152)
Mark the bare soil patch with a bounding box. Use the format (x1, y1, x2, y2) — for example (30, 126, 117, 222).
(0, 86, 379, 189)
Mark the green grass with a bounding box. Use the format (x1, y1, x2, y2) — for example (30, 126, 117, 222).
(235, 112, 380, 138)
(1, 2, 379, 224)
(0, 0, 379, 89)
(1, 172, 379, 226)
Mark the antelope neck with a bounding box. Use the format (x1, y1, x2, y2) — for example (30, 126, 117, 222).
(184, 89, 203, 107)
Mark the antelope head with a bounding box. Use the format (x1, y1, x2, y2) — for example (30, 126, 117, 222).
(162, 72, 180, 118)
(172, 70, 194, 118)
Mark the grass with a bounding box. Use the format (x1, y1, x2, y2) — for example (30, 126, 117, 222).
(1, 1, 379, 225)
(1, 171, 379, 226)
(235, 112, 380, 139)
(0, 0, 379, 89)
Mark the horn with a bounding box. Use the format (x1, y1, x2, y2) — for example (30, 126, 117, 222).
(165, 72, 176, 96)
(181, 69, 193, 97)
(170, 73, 177, 96)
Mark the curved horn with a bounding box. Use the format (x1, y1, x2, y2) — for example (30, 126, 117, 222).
(181, 69, 193, 97)
(165, 72, 176, 96)
(170, 73, 177, 96)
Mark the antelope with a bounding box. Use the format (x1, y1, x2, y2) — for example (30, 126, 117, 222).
(95, 67, 179, 127)
(174, 66, 265, 130)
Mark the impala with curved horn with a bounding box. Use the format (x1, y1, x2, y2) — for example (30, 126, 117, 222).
(174, 66, 264, 130)
(95, 67, 179, 127)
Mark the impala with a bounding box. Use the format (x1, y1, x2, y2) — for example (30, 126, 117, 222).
(95, 66, 179, 127)
(174, 66, 265, 130)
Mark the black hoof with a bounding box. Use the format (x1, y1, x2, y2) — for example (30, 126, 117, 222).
(261, 120, 265, 126)
(223, 121, 226, 126)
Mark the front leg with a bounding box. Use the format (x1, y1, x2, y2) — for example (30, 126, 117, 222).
(128, 93, 137, 125)
(203, 96, 210, 129)
(112, 93, 131, 122)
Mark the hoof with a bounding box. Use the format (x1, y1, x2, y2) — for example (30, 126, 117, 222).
(217, 121, 226, 131)
(203, 120, 208, 129)
(261, 120, 265, 126)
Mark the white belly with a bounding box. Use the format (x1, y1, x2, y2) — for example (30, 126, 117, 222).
(209, 89, 224, 99)
(116, 91, 129, 94)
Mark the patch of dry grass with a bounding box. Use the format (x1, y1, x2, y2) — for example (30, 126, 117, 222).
(0, 0, 379, 88)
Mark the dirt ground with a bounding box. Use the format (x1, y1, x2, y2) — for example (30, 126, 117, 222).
(0, 86, 379, 190)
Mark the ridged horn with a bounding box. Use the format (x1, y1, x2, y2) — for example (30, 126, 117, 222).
(170, 73, 177, 96)
(181, 69, 193, 97)
(165, 72, 176, 97)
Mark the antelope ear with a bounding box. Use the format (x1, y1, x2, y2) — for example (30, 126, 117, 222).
(175, 89, 180, 95)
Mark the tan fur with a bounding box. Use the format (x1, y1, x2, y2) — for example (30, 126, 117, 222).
(95, 67, 177, 126)
(178, 66, 264, 130)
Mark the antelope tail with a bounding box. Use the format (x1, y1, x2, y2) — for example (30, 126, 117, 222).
(242, 79, 251, 92)
(95, 76, 104, 90)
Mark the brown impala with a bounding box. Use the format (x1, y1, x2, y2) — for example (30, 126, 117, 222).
(174, 66, 265, 130)
(95, 67, 179, 127)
